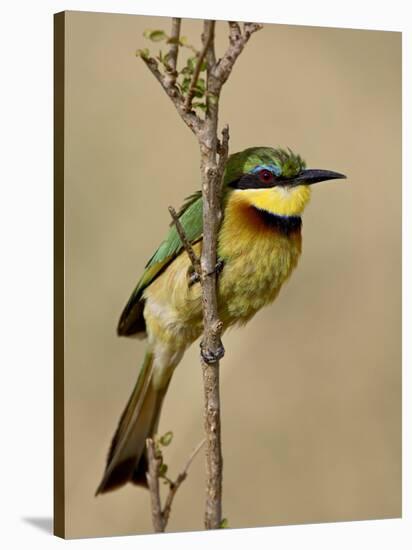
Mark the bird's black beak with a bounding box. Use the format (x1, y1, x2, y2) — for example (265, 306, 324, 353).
(289, 169, 346, 187)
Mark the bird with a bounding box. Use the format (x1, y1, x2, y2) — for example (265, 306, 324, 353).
(96, 146, 345, 495)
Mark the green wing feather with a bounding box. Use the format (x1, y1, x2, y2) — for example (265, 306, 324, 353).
(117, 191, 203, 336)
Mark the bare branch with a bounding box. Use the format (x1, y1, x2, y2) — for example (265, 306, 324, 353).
(163, 439, 206, 525)
(217, 125, 230, 178)
(198, 93, 226, 536)
(203, 20, 216, 70)
(228, 21, 241, 44)
(146, 438, 205, 532)
(184, 22, 214, 112)
(243, 22, 263, 38)
(139, 18, 263, 532)
(164, 18, 181, 88)
(168, 206, 202, 278)
(140, 56, 204, 135)
(213, 21, 263, 85)
(146, 439, 165, 533)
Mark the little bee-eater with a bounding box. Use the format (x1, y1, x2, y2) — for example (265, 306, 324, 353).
(96, 146, 345, 495)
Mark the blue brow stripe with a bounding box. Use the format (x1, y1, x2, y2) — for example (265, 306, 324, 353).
(250, 164, 282, 177)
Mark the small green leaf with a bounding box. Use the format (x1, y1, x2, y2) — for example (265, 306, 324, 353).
(208, 93, 218, 105)
(193, 102, 207, 112)
(144, 29, 167, 42)
(187, 57, 197, 72)
(193, 78, 206, 98)
(181, 77, 191, 93)
(153, 442, 162, 458)
(136, 48, 150, 60)
(180, 36, 189, 45)
(151, 30, 167, 42)
(158, 463, 168, 476)
(159, 431, 173, 446)
(219, 518, 229, 529)
(196, 78, 205, 90)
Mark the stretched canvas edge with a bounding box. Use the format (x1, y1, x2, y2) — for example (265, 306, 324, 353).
(54, 10, 66, 539)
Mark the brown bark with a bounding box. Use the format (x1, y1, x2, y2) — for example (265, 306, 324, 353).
(146, 439, 165, 533)
(146, 438, 205, 533)
(163, 17, 181, 89)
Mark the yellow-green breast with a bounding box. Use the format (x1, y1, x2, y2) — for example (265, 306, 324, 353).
(217, 192, 302, 326)
(143, 192, 302, 348)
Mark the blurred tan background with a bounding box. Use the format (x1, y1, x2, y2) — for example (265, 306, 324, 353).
(63, 11, 401, 538)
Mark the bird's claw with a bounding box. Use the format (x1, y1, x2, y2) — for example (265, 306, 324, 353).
(188, 270, 201, 287)
(214, 258, 225, 276)
(188, 258, 225, 287)
(200, 342, 225, 365)
(205, 258, 225, 278)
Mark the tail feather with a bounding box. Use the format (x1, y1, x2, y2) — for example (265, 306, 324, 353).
(96, 352, 166, 495)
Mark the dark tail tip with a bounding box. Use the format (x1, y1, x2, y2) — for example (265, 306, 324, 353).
(95, 457, 141, 496)
(117, 300, 147, 337)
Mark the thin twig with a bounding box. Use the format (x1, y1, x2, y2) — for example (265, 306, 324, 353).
(146, 439, 164, 533)
(228, 21, 241, 44)
(243, 22, 263, 38)
(213, 21, 263, 85)
(168, 206, 202, 278)
(217, 125, 230, 180)
(164, 18, 181, 88)
(140, 56, 203, 135)
(203, 20, 216, 70)
(146, 438, 205, 532)
(163, 439, 206, 525)
(184, 22, 215, 112)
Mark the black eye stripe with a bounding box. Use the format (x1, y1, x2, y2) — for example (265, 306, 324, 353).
(229, 173, 290, 190)
(228, 174, 260, 189)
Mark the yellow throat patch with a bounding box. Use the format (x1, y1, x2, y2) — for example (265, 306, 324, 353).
(234, 184, 311, 217)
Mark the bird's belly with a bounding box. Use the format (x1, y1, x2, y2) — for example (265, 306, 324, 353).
(218, 233, 301, 326)
(143, 242, 204, 347)
(143, 233, 301, 346)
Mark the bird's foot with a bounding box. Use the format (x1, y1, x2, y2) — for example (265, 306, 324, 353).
(200, 341, 225, 365)
(205, 258, 225, 278)
(188, 258, 225, 287)
(188, 269, 201, 287)
(215, 258, 225, 276)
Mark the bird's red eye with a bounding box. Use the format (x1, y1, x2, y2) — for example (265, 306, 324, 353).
(258, 169, 274, 184)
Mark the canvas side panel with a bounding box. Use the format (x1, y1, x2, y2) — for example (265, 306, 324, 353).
(54, 10, 66, 539)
